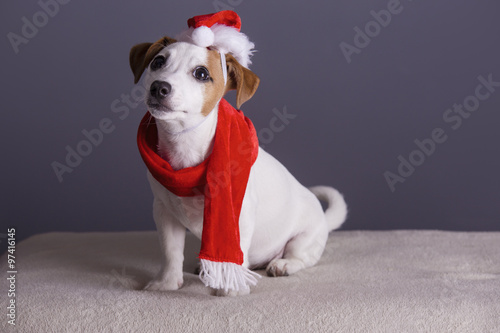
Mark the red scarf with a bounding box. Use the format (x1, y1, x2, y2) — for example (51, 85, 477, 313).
(137, 98, 260, 291)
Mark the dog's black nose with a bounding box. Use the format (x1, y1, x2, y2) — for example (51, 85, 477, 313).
(150, 80, 171, 99)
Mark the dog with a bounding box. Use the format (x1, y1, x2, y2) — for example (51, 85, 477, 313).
(129, 16, 347, 296)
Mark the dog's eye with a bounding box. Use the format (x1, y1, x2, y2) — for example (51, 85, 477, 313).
(193, 67, 210, 81)
(151, 56, 166, 71)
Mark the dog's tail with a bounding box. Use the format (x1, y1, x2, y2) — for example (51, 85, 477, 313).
(309, 186, 347, 231)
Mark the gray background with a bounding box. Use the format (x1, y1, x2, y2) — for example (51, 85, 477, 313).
(1, 0, 499, 249)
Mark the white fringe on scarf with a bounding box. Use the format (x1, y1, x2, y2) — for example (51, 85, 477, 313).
(199, 259, 261, 292)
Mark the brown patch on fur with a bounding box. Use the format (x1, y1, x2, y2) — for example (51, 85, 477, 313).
(201, 50, 226, 116)
(225, 54, 260, 109)
(129, 36, 176, 84)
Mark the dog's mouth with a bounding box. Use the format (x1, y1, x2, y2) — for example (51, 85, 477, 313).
(147, 99, 184, 113)
(147, 100, 167, 111)
(147, 100, 188, 120)
(147, 97, 169, 110)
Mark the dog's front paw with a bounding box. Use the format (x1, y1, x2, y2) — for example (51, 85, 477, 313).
(266, 259, 289, 277)
(144, 275, 183, 291)
(266, 258, 305, 277)
(211, 286, 250, 297)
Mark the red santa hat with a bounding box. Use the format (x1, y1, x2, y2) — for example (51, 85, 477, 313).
(177, 10, 255, 69)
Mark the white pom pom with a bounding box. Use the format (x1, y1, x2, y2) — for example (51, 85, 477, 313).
(191, 26, 215, 48)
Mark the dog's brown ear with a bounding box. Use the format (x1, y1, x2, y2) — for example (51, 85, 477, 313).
(225, 54, 260, 109)
(129, 36, 176, 84)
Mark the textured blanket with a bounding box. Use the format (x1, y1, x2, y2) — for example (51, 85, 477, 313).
(1, 230, 499, 332)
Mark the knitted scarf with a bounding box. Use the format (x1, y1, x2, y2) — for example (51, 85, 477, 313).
(137, 98, 260, 291)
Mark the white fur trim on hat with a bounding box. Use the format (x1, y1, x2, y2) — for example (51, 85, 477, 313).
(191, 26, 215, 48)
(177, 24, 255, 68)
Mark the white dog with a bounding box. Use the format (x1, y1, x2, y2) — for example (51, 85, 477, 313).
(130, 16, 347, 296)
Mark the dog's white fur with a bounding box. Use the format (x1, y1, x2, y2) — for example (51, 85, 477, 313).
(134, 41, 347, 296)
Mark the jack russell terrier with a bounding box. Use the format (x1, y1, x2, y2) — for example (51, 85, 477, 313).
(129, 11, 347, 296)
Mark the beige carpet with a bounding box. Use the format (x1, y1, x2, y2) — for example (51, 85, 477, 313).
(1, 230, 499, 332)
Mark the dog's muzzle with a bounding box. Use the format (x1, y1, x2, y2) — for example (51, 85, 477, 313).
(150, 80, 171, 100)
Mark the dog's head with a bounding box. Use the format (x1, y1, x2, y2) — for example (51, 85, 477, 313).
(129, 36, 259, 121)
